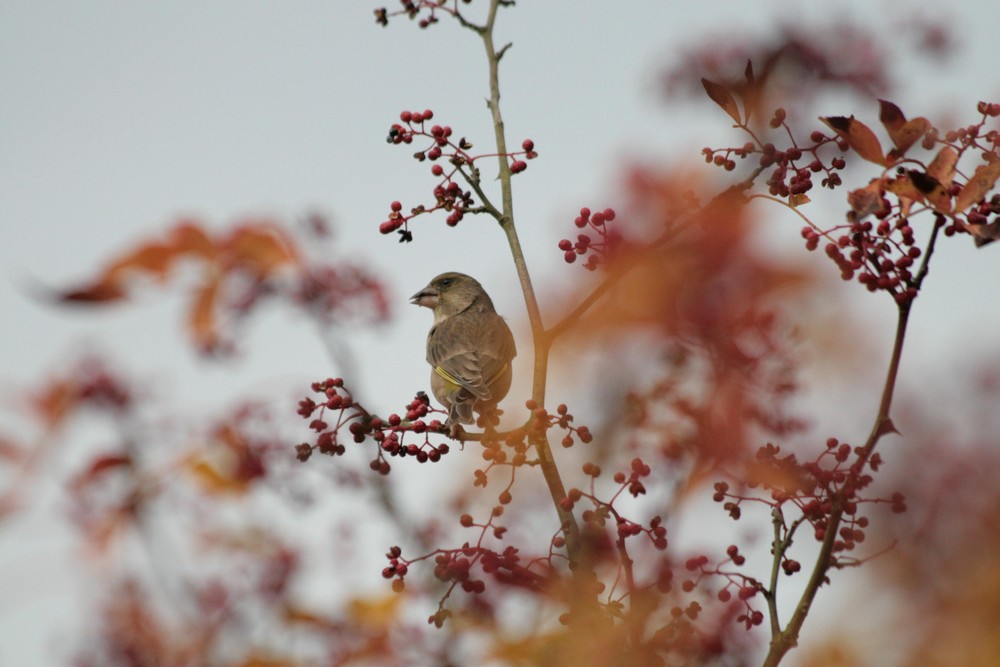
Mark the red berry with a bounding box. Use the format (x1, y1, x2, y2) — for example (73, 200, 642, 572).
(379, 220, 402, 234)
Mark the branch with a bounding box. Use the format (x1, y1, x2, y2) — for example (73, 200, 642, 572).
(475, 0, 580, 564)
(763, 299, 914, 666)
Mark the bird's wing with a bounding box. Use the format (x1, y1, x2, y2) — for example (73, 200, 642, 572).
(428, 313, 515, 401)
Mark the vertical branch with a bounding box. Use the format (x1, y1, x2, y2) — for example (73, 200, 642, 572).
(763, 301, 912, 667)
(475, 0, 580, 563)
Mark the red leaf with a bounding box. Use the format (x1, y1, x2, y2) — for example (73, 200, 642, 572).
(59, 283, 128, 303)
(821, 116, 887, 166)
(701, 79, 741, 125)
(73, 454, 133, 491)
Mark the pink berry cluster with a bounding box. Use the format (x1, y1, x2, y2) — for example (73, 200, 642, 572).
(373, 400, 599, 628)
(714, 437, 907, 557)
(558, 206, 621, 270)
(375, 0, 469, 29)
(295, 378, 450, 472)
(702, 110, 848, 198)
(471, 401, 593, 492)
(680, 546, 766, 630)
(963, 194, 1000, 245)
(800, 213, 925, 304)
(294, 264, 391, 325)
(556, 457, 790, 640)
(525, 400, 593, 448)
(382, 514, 546, 628)
(560, 458, 668, 549)
(379, 109, 537, 241)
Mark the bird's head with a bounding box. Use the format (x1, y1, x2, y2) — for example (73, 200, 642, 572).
(410, 272, 494, 320)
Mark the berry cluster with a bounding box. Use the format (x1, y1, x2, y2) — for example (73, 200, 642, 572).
(963, 193, 1000, 246)
(382, 515, 547, 628)
(470, 401, 593, 492)
(558, 206, 621, 270)
(704, 93, 1000, 300)
(295, 378, 450, 472)
(801, 213, 925, 304)
(380, 109, 536, 241)
(561, 458, 668, 550)
(367, 399, 597, 627)
(681, 546, 766, 630)
(714, 437, 907, 558)
(375, 0, 471, 29)
(702, 110, 848, 200)
(525, 400, 593, 448)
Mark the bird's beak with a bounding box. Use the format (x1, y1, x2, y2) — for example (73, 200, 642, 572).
(410, 286, 439, 308)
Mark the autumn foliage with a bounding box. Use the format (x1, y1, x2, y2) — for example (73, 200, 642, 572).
(4, 2, 1000, 666)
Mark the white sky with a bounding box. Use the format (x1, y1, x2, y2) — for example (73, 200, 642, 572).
(2, 1, 999, 664)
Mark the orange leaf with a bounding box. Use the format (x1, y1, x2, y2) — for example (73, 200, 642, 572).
(821, 116, 887, 166)
(187, 458, 249, 495)
(224, 224, 299, 278)
(32, 379, 80, 427)
(927, 146, 958, 189)
(57, 221, 217, 305)
(884, 174, 924, 216)
(347, 594, 402, 628)
(971, 220, 1000, 248)
(847, 180, 888, 221)
(188, 273, 222, 353)
(955, 161, 1000, 212)
(282, 604, 336, 630)
(884, 174, 923, 201)
(908, 170, 952, 213)
(879, 99, 906, 134)
(879, 99, 930, 158)
(701, 78, 741, 125)
(170, 221, 216, 260)
(238, 656, 297, 667)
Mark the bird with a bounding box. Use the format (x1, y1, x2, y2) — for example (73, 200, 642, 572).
(410, 272, 516, 435)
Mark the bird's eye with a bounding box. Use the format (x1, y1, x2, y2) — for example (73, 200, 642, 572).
(440, 278, 453, 286)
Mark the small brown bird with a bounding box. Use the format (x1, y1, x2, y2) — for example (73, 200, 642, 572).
(410, 272, 516, 433)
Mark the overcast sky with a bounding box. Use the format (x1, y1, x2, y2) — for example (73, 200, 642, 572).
(2, 1, 999, 663)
